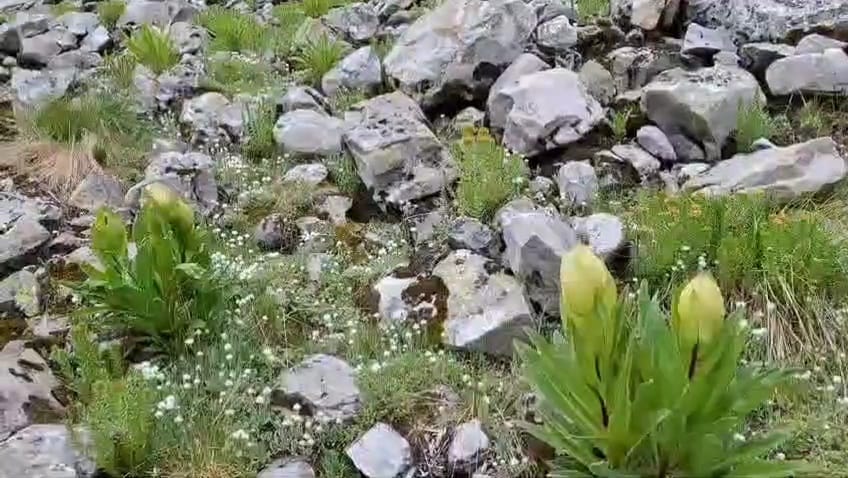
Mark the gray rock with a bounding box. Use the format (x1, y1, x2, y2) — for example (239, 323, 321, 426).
(11, 12, 49, 38)
(448, 419, 489, 471)
(529, 0, 574, 23)
(19, 30, 74, 67)
(30, 315, 71, 340)
(347, 423, 411, 478)
(630, 0, 680, 30)
(69, 173, 124, 212)
(0, 424, 94, 478)
(0, 269, 42, 318)
(57, 12, 100, 37)
(274, 109, 345, 156)
(610, 143, 661, 182)
(433, 250, 534, 355)
(556, 161, 598, 208)
(283, 163, 329, 185)
(640, 64, 764, 161)
(751, 137, 778, 151)
(681, 23, 734, 58)
(668, 133, 706, 162)
(127, 151, 217, 214)
(46, 50, 102, 71)
(487, 53, 549, 132)
(495, 68, 604, 156)
(273, 354, 361, 421)
(0, 341, 64, 440)
(134, 61, 202, 112)
(180, 92, 244, 143)
(684, 0, 848, 43)
(676, 162, 710, 182)
(740, 42, 795, 76)
(370, 0, 414, 19)
(257, 458, 315, 478)
(636, 125, 676, 162)
(0, 217, 50, 275)
(0, 24, 21, 55)
(683, 137, 848, 200)
(373, 275, 416, 324)
(343, 92, 454, 205)
(535, 15, 577, 54)
(572, 213, 626, 259)
(79, 26, 111, 53)
(493, 196, 538, 228)
(528, 176, 555, 197)
(64, 246, 102, 272)
(452, 107, 485, 131)
(500, 210, 577, 313)
(321, 46, 382, 97)
(254, 213, 297, 252)
(409, 206, 447, 244)
(323, 3, 379, 43)
(384, 0, 537, 109)
(608, 45, 682, 93)
(318, 195, 352, 225)
(766, 48, 848, 96)
(169, 21, 206, 55)
(795, 33, 847, 55)
(118, 0, 172, 27)
(447, 217, 499, 257)
(578, 60, 615, 105)
(279, 86, 327, 113)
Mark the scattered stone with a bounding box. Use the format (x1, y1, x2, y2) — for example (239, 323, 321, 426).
(279, 86, 327, 113)
(30, 315, 70, 340)
(495, 68, 604, 156)
(257, 458, 315, 478)
(640, 64, 764, 161)
(611, 143, 661, 181)
(0, 269, 42, 318)
(373, 275, 416, 324)
(321, 46, 382, 97)
(684, 137, 848, 200)
(766, 48, 848, 96)
(69, 173, 124, 212)
(447, 217, 499, 257)
(677, 162, 711, 182)
(10, 67, 76, 107)
(0, 216, 50, 276)
(274, 109, 345, 156)
(12, 12, 49, 38)
(578, 60, 616, 105)
(80, 25, 111, 53)
(57, 12, 100, 37)
(535, 15, 577, 54)
(795, 33, 847, 55)
(740, 42, 795, 76)
(608, 45, 681, 93)
(487, 53, 550, 132)
(433, 250, 533, 355)
(0, 424, 94, 478)
(630, 0, 679, 30)
(347, 423, 411, 478)
(0, 24, 21, 55)
(384, 0, 537, 108)
(0, 341, 64, 440)
(572, 213, 627, 259)
(343, 92, 454, 205)
(169, 21, 206, 55)
(273, 354, 361, 421)
(453, 107, 485, 131)
(667, 133, 706, 162)
(128, 151, 217, 214)
(636, 125, 676, 162)
(323, 3, 380, 43)
(409, 206, 447, 245)
(254, 214, 298, 252)
(283, 164, 329, 186)
(528, 176, 555, 197)
(180, 92, 244, 143)
(118, 0, 172, 27)
(448, 419, 490, 472)
(556, 161, 598, 208)
(681, 23, 734, 59)
(46, 50, 102, 72)
(318, 195, 352, 225)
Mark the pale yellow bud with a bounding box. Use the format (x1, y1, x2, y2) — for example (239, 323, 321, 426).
(676, 273, 726, 348)
(560, 245, 617, 332)
(144, 183, 195, 233)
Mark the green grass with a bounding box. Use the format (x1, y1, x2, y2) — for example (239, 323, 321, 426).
(302, 0, 333, 18)
(102, 53, 137, 90)
(97, 0, 126, 29)
(610, 106, 632, 143)
(736, 99, 776, 152)
(202, 56, 281, 96)
(270, 3, 307, 58)
(453, 127, 527, 221)
(574, 0, 610, 21)
(198, 7, 270, 53)
(325, 153, 361, 195)
(293, 35, 346, 86)
(241, 100, 278, 162)
(51, 1, 78, 15)
(126, 24, 179, 75)
(797, 99, 829, 138)
(328, 87, 366, 113)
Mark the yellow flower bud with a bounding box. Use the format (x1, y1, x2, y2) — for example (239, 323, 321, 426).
(560, 245, 617, 331)
(144, 183, 195, 233)
(676, 273, 726, 348)
(92, 208, 127, 259)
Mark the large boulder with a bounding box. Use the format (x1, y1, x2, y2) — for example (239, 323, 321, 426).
(500, 210, 578, 313)
(535, 15, 577, 55)
(684, 137, 847, 199)
(433, 250, 534, 356)
(765, 48, 848, 96)
(795, 33, 847, 55)
(740, 42, 795, 76)
(493, 68, 604, 156)
(0, 424, 94, 478)
(383, 0, 536, 109)
(608, 45, 682, 93)
(19, 29, 77, 67)
(342, 92, 454, 205)
(323, 3, 380, 43)
(684, 0, 848, 42)
(640, 64, 764, 161)
(272, 354, 361, 421)
(0, 217, 50, 276)
(321, 46, 382, 97)
(487, 53, 549, 132)
(274, 109, 345, 156)
(0, 341, 64, 441)
(556, 161, 598, 208)
(180, 92, 244, 143)
(10, 67, 76, 107)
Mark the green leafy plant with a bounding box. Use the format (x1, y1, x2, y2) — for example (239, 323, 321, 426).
(302, 0, 333, 18)
(241, 100, 278, 161)
(103, 53, 138, 90)
(97, 0, 126, 29)
(126, 24, 179, 75)
(325, 152, 361, 195)
(610, 106, 632, 142)
(198, 7, 269, 52)
(453, 127, 526, 221)
(293, 34, 346, 86)
(517, 246, 805, 477)
(76, 184, 225, 351)
(736, 99, 775, 153)
(271, 3, 307, 57)
(797, 98, 828, 138)
(203, 56, 280, 96)
(51, 1, 78, 15)
(572, 0, 610, 22)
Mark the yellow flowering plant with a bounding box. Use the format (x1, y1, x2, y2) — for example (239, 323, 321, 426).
(77, 183, 226, 352)
(516, 247, 806, 477)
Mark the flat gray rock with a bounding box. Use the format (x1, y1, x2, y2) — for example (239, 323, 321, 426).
(556, 161, 598, 208)
(0, 341, 64, 441)
(346, 423, 411, 478)
(0, 269, 42, 318)
(766, 48, 848, 96)
(487, 53, 550, 132)
(636, 125, 676, 162)
(273, 354, 361, 421)
(448, 419, 490, 471)
(257, 458, 315, 478)
(681, 23, 734, 58)
(0, 424, 94, 478)
(795, 33, 847, 55)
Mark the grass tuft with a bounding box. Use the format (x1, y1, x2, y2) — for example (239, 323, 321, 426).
(198, 7, 269, 53)
(241, 100, 278, 162)
(126, 24, 180, 75)
(736, 99, 775, 153)
(97, 0, 126, 29)
(610, 106, 632, 143)
(102, 53, 138, 90)
(293, 35, 346, 87)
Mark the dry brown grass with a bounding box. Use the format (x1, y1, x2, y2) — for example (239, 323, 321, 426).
(0, 138, 101, 196)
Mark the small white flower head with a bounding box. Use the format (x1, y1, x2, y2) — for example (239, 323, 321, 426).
(174, 415, 184, 424)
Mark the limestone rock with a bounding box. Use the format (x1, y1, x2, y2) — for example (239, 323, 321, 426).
(578, 60, 616, 105)
(0, 269, 42, 318)
(0, 341, 64, 440)
(346, 423, 411, 478)
(323, 3, 379, 43)
(128, 151, 217, 214)
(447, 217, 499, 258)
(373, 275, 417, 324)
(11, 67, 76, 107)
(556, 161, 598, 208)
(274, 110, 345, 156)
(273, 354, 361, 421)
(795, 33, 846, 55)
(321, 46, 382, 97)
(681, 23, 734, 59)
(254, 214, 298, 252)
(283, 164, 329, 186)
(0, 424, 94, 478)
(0, 216, 50, 276)
(535, 15, 577, 54)
(766, 48, 848, 96)
(740, 42, 795, 76)
(69, 173, 124, 212)
(636, 125, 676, 162)
(448, 419, 489, 471)
(572, 213, 627, 259)
(257, 458, 315, 478)
(487, 53, 549, 132)
(180, 92, 244, 143)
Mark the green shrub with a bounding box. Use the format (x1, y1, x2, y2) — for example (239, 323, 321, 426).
(293, 34, 346, 86)
(97, 0, 126, 29)
(302, 0, 333, 18)
(198, 7, 269, 52)
(270, 3, 307, 57)
(241, 100, 278, 162)
(30, 94, 145, 146)
(627, 192, 848, 302)
(453, 127, 526, 221)
(51, 1, 78, 15)
(610, 106, 632, 142)
(798, 99, 828, 138)
(574, 0, 610, 21)
(126, 25, 179, 75)
(328, 87, 366, 113)
(76, 185, 226, 351)
(203, 56, 279, 96)
(736, 99, 775, 153)
(103, 53, 138, 90)
(517, 246, 804, 477)
(325, 153, 361, 195)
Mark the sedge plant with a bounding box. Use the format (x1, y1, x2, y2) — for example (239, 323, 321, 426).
(126, 24, 180, 75)
(516, 245, 807, 477)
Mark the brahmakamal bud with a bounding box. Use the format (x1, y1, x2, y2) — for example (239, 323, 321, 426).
(560, 245, 617, 332)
